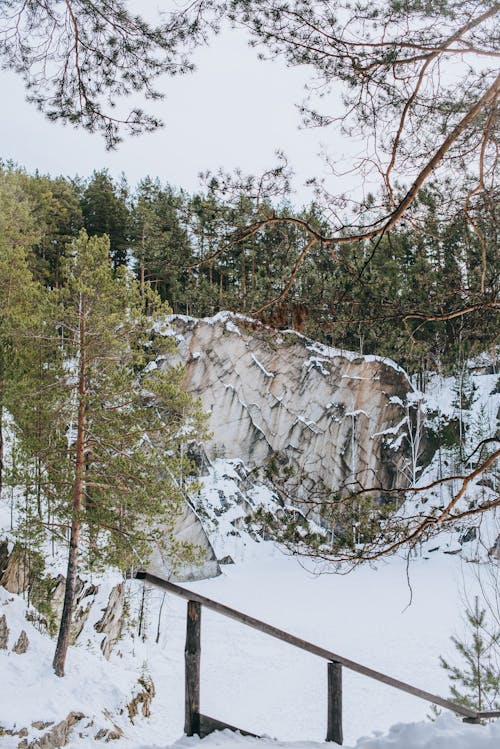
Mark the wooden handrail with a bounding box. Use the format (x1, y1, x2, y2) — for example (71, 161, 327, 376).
(136, 570, 500, 722)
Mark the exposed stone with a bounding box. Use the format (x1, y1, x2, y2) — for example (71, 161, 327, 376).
(95, 725, 124, 742)
(0, 613, 9, 649)
(459, 527, 477, 544)
(126, 675, 155, 723)
(49, 574, 99, 643)
(148, 501, 220, 582)
(163, 314, 417, 510)
(106, 730, 123, 741)
(490, 534, 500, 560)
(218, 555, 234, 565)
(31, 722, 54, 732)
(94, 584, 124, 659)
(0, 545, 34, 594)
(27, 712, 84, 749)
(13, 629, 29, 654)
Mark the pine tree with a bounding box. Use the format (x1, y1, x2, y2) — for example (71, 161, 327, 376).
(21, 229, 206, 677)
(130, 178, 192, 309)
(80, 171, 130, 268)
(440, 596, 500, 713)
(0, 168, 43, 495)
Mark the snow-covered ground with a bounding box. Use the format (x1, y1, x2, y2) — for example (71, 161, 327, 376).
(1, 540, 498, 748)
(1, 368, 498, 749)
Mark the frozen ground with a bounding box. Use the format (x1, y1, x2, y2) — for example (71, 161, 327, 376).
(1, 540, 498, 748)
(1, 368, 498, 748)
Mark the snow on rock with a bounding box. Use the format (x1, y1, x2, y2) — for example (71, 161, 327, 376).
(190, 458, 283, 564)
(158, 314, 416, 502)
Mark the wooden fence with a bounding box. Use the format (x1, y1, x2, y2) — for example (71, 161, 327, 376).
(135, 570, 500, 745)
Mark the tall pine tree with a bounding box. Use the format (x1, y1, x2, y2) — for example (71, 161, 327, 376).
(27, 230, 205, 676)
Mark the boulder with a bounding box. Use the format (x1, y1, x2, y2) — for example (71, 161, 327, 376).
(0, 613, 9, 649)
(148, 502, 220, 582)
(0, 545, 34, 594)
(126, 675, 155, 723)
(13, 629, 29, 654)
(27, 712, 84, 749)
(94, 583, 124, 659)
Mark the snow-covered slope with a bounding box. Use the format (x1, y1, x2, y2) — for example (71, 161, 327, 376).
(1, 338, 498, 749)
(1, 538, 499, 748)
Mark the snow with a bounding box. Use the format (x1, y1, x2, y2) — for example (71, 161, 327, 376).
(251, 354, 275, 378)
(135, 714, 500, 748)
(2, 535, 498, 748)
(371, 418, 408, 439)
(303, 357, 330, 377)
(1, 363, 499, 749)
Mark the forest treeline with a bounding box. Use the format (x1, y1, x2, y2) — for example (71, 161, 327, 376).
(1, 162, 497, 375)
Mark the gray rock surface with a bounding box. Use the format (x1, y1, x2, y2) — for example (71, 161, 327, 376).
(162, 314, 416, 501)
(12, 629, 29, 654)
(148, 502, 220, 582)
(94, 583, 125, 659)
(50, 574, 98, 642)
(0, 545, 34, 594)
(0, 613, 9, 649)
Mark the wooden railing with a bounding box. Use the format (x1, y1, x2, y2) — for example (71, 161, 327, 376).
(135, 570, 500, 745)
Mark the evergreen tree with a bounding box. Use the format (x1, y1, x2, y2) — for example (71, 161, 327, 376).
(130, 178, 192, 309)
(0, 168, 42, 495)
(20, 230, 206, 676)
(81, 171, 130, 267)
(21, 172, 83, 287)
(440, 596, 500, 713)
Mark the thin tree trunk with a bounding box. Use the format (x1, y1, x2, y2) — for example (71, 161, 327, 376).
(53, 294, 87, 677)
(0, 403, 3, 498)
(241, 249, 246, 308)
(140, 226, 145, 301)
(0, 358, 5, 497)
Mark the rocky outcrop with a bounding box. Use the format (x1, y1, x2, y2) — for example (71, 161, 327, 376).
(12, 629, 29, 654)
(148, 501, 220, 582)
(161, 314, 417, 501)
(126, 675, 155, 723)
(0, 545, 35, 594)
(44, 574, 98, 641)
(94, 583, 125, 659)
(27, 712, 84, 749)
(0, 613, 9, 648)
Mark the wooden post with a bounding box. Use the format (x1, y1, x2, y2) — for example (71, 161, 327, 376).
(185, 600, 201, 736)
(327, 660, 343, 744)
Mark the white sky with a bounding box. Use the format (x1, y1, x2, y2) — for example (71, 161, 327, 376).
(0, 27, 357, 204)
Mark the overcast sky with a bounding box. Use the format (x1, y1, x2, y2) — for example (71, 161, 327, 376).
(1, 26, 360, 205)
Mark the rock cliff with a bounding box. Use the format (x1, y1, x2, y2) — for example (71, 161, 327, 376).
(160, 313, 417, 503)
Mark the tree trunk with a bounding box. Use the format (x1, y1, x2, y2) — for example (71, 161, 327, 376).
(140, 225, 145, 301)
(0, 357, 5, 497)
(53, 294, 86, 677)
(0, 404, 3, 498)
